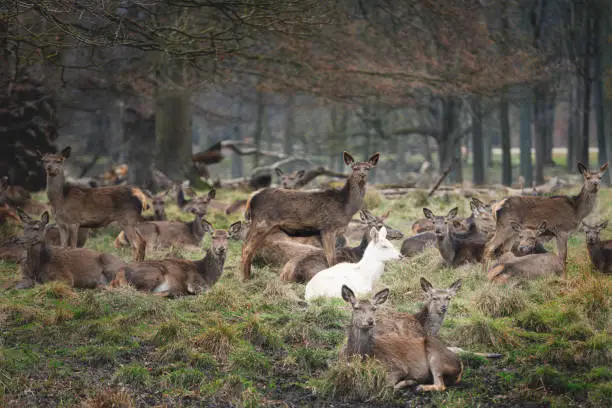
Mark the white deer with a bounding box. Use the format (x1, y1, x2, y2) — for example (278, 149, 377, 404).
(304, 226, 402, 301)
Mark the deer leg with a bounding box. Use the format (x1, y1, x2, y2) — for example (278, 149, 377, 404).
(241, 224, 277, 280)
(415, 373, 446, 392)
(123, 224, 146, 262)
(321, 230, 338, 267)
(394, 379, 418, 390)
(57, 223, 69, 247)
(555, 232, 569, 279)
(68, 224, 79, 248)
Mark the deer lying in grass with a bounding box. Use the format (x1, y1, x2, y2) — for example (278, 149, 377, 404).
(343, 209, 404, 243)
(582, 221, 612, 274)
(0, 176, 48, 215)
(280, 209, 403, 283)
(341, 285, 463, 392)
(13, 210, 125, 289)
(304, 226, 401, 300)
(484, 162, 609, 278)
(400, 231, 437, 257)
(241, 151, 380, 280)
(177, 187, 216, 214)
(423, 208, 486, 267)
(275, 168, 306, 189)
(487, 251, 564, 284)
(40, 147, 147, 261)
(110, 222, 233, 296)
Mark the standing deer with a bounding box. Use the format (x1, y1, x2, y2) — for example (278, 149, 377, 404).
(275, 168, 306, 189)
(484, 162, 609, 278)
(241, 151, 380, 280)
(110, 222, 234, 296)
(581, 221, 612, 274)
(40, 147, 147, 261)
(13, 210, 125, 289)
(142, 190, 169, 221)
(341, 285, 463, 392)
(423, 208, 486, 267)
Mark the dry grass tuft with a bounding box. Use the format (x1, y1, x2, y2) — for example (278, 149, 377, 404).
(193, 318, 240, 362)
(472, 282, 528, 318)
(81, 388, 135, 408)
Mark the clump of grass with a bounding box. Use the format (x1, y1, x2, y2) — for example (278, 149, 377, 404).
(74, 345, 120, 367)
(472, 282, 528, 318)
(34, 281, 77, 300)
(447, 314, 520, 351)
(309, 356, 392, 402)
(199, 284, 246, 312)
(261, 279, 300, 304)
(286, 347, 330, 374)
(516, 309, 551, 333)
(588, 383, 612, 406)
(192, 318, 240, 362)
(526, 365, 587, 396)
(162, 367, 206, 389)
(229, 344, 271, 374)
(240, 314, 283, 350)
(363, 189, 383, 209)
(567, 275, 610, 330)
(153, 340, 194, 364)
(152, 321, 185, 345)
(572, 332, 612, 367)
(74, 291, 106, 319)
(585, 366, 612, 382)
(81, 388, 134, 408)
(113, 363, 151, 387)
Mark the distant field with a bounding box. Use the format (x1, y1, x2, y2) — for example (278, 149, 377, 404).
(1, 183, 610, 407)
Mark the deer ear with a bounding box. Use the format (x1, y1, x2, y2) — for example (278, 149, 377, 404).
(600, 162, 609, 174)
(343, 151, 355, 166)
(420, 277, 433, 294)
(295, 170, 306, 178)
(373, 288, 389, 305)
(142, 189, 153, 198)
(36, 150, 44, 159)
(201, 219, 214, 234)
(511, 222, 522, 232)
(228, 221, 242, 239)
(40, 211, 50, 225)
(275, 168, 283, 177)
(369, 226, 378, 243)
(447, 207, 458, 219)
(448, 279, 462, 295)
(470, 201, 478, 213)
(341, 285, 357, 306)
(16, 208, 31, 223)
(381, 209, 391, 219)
(378, 226, 387, 240)
(208, 189, 216, 199)
(368, 152, 380, 166)
(537, 221, 547, 233)
(61, 146, 71, 158)
(600, 220, 609, 229)
(359, 209, 368, 222)
(423, 208, 434, 220)
(577, 162, 588, 175)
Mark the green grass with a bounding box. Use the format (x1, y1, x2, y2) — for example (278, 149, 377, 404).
(0, 179, 611, 407)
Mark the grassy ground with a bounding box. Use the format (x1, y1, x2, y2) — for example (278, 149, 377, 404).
(1, 185, 611, 408)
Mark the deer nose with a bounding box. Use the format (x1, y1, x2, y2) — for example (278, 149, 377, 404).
(367, 317, 374, 326)
(441, 305, 448, 313)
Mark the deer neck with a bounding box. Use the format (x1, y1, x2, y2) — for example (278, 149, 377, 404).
(346, 324, 374, 357)
(357, 245, 386, 281)
(341, 175, 367, 217)
(437, 230, 456, 264)
(189, 214, 206, 242)
(46, 171, 66, 208)
(23, 239, 51, 281)
(574, 184, 598, 222)
(196, 248, 227, 286)
(414, 305, 444, 337)
(586, 242, 606, 270)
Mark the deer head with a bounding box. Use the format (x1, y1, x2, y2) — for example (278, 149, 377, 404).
(578, 162, 609, 192)
(39, 147, 71, 177)
(210, 228, 230, 257)
(275, 168, 306, 189)
(184, 189, 216, 215)
(150, 191, 169, 219)
(17, 209, 49, 245)
(227, 221, 244, 241)
(366, 226, 403, 262)
(344, 152, 380, 184)
(342, 284, 389, 329)
(420, 277, 462, 318)
(423, 207, 459, 240)
(359, 209, 404, 240)
(582, 220, 608, 245)
(511, 221, 548, 255)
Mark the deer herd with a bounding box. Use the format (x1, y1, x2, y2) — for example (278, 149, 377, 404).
(0, 146, 610, 394)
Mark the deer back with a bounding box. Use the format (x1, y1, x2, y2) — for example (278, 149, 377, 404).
(487, 252, 564, 283)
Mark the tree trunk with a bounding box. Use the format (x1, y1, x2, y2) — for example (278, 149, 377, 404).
(544, 91, 556, 165)
(567, 75, 577, 172)
(471, 96, 485, 185)
(580, 10, 593, 167)
(253, 91, 265, 168)
(533, 85, 546, 185)
(155, 89, 192, 181)
(124, 107, 155, 190)
(519, 93, 534, 187)
(593, 12, 609, 183)
(499, 94, 512, 186)
(283, 94, 295, 172)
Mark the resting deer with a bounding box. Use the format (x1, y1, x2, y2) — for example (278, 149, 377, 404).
(40, 147, 147, 261)
(341, 285, 463, 392)
(484, 162, 609, 278)
(304, 226, 401, 300)
(423, 208, 486, 267)
(343, 209, 404, 243)
(0, 176, 48, 215)
(110, 222, 233, 296)
(241, 151, 380, 280)
(177, 187, 216, 214)
(275, 168, 306, 189)
(13, 210, 125, 289)
(582, 221, 612, 274)
(487, 251, 564, 284)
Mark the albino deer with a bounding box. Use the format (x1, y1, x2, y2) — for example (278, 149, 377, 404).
(110, 222, 233, 296)
(304, 226, 401, 301)
(341, 285, 463, 392)
(40, 147, 147, 261)
(275, 168, 306, 189)
(13, 210, 125, 289)
(423, 208, 486, 267)
(582, 221, 612, 274)
(241, 151, 380, 280)
(484, 162, 609, 278)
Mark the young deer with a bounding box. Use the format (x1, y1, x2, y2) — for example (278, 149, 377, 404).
(177, 187, 216, 214)
(275, 168, 306, 189)
(341, 285, 463, 392)
(582, 221, 612, 274)
(510, 222, 548, 256)
(142, 190, 169, 221)
(423, 208, 486, 267)
(40, 147, 147, 261)
(110, 222, 234, 296)
(484, 162, 609, 278)
(13, 210, 125, 289)
(304, 226, 402, 301)
(241, 151, 380, 280)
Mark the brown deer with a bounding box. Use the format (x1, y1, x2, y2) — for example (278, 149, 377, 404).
(582, 221, 612, 274)
(341, 285, 463, 392)
(484, 162, 609, 278)
(343, 209, 404, 243)
(275, 168, 306, 189)
(13, 210, 125, 289)
(280, 209, 403, 283)
(510, 221, 549, 256)
(40, 147, 147, 261)
(110, 222, 233, 296)
(142, 190, 169, 221)
(487, 252, 564, 284)
(177, 187, 216, 214)
(241, 151, 380, 280)
(0, 176, 48, 215)
(423, 208, 486, 267)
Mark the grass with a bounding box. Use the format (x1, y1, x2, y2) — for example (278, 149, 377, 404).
(0, 177, 610, 407)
